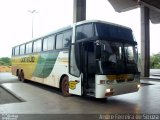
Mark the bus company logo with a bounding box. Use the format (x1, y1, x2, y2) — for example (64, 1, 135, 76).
(69, 80, 79, 90)
(21, 56, 35, 63)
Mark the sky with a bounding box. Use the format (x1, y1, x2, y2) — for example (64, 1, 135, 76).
(0, 0, 160, 57)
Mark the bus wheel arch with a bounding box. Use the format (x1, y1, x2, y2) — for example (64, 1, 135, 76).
(59, 74, 71, 97)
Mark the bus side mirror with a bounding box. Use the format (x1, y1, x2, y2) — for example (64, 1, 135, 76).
(96, 45, 101, 59)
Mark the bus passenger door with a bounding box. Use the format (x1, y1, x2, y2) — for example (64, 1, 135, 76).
(69, 43, 82, 95)
(82, 42, 96, 96)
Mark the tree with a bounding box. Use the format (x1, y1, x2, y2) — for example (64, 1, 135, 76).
(150, 54, 160, 69)
(0, 57, 11, 66)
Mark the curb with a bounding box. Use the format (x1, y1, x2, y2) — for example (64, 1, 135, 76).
(0, 84, 26, 102)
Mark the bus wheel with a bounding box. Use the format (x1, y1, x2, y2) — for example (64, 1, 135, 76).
(61, 76, 71, 97)
(17, 70, 21, 81)
(19, 70, 25, 82)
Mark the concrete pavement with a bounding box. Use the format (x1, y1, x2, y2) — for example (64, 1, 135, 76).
(0, 87, 20, 104)
(0, 72, 19, 84)
(0, 73, 20, 105)
(0, 72, 160, 119)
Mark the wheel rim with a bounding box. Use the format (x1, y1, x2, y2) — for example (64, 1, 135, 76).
(18, 75, 21, 81)
(61, 76, 70, 96)
(18, 71, 21, 81)
(20, 71, 25, 82)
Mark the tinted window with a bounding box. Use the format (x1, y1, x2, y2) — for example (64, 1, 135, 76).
(12, 48, 15, 56)
(33, 41, 36, 52)
(76, 23, 93, 40)
(56, 34, 63, 49)
(43, 38, 47, 51)
(15, 46, 19, 56)
(33, 39, 42, 52)
(37, 40, 42, 52)
(26, 42, 32, 54)
(20, 44, 25, 55)
(43, 35, 55, 51)
(63, 30, 72, 48)
(48, 36, 55, 50)
(95, 23, 134, 42)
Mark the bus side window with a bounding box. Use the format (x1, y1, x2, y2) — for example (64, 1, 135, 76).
(26, 42, 33, 54)
(12, 48, 15, 56)
(15, 46, 19, 56)
(48, 35, 55, 50)
(33, 39, 42, 53)
(43, 38, 48, 51)
(56, 33, 63, 49)
(76, 23, 93, 41)
(43, 35, 55, 51)
(20, 44, 25, 55)
(63, 30, 72, 48)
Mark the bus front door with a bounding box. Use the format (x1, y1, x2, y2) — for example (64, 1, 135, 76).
(69, 42, 96, 96)
(69, 43, 82, 96)
(82, 42, 96, 96)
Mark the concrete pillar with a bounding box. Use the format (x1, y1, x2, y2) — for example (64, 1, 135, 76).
(141, 6, 150, 77)
(73, 0, 86, 23)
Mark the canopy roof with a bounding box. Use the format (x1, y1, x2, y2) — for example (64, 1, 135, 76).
(108, 0, 160, 23)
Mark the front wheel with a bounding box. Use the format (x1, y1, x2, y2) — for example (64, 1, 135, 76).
(61, 76, 71, 97)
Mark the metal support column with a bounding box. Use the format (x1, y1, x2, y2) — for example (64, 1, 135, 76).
(141, 6, 150, 77)
(73, 0, 86, 23)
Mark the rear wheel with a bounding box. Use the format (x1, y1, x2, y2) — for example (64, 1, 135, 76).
(61, 76, 71, 97)
(18, 70, 25, 82)
(17, 69, 21, 81)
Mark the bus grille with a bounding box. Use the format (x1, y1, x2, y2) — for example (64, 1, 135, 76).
(127, 79, 134, 82)
(116, 79, 125, 83)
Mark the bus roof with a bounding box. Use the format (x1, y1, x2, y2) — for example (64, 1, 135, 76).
(13, 20, 132, 48)
(74, 20, 132, 31)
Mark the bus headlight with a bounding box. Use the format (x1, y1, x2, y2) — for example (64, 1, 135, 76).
(105, 88, 114, 96)
(106, 89, 111, 93)
(137, 84, 141, 88)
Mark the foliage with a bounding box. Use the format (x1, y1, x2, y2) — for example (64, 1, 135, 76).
(0, 57, 11, 66)
(150, 54, 160, 69)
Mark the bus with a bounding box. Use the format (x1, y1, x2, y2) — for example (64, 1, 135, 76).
(12, 20, 140, 98)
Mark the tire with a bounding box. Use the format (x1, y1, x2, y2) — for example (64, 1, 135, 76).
(18, 70, 25, 82)
(61, 76, 71, 97)
(17, 70, 21, 81)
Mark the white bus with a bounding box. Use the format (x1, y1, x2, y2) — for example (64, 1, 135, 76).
(12, 20, 140, 98)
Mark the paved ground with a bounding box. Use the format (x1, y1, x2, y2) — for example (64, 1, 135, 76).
(0, 73, 20, 105)
(0, 72, 160, 120)
(150, 69, 160, 76)
(0, 87, 20, 104)
(0, 72, 19, 84)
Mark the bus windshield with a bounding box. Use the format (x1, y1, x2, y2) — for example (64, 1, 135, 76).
(95, 22, 135, 44)
(97, 40, 138, 74)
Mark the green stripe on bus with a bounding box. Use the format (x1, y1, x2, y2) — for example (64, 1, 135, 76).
(33, 51, 59, 78)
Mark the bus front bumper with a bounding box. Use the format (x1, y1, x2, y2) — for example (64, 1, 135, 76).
(95, 82, 140, 98)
